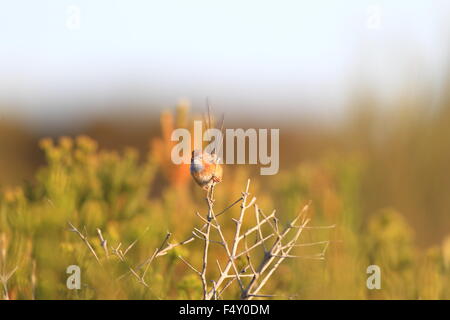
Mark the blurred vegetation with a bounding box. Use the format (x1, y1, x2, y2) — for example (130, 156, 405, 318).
(1, 83, 450, 299)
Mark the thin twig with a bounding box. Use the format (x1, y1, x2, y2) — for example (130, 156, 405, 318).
(68, 222, 100, 263)
(200, 183, 215, 299)
(96, 228, 109, 258)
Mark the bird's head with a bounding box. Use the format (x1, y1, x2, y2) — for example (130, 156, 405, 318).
(191, 149, 203, 161)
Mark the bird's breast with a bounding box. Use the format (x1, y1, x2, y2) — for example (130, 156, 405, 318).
(190, 162, 204, 173)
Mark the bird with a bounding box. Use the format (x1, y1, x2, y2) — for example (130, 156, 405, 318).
(190, 149, 223, 190)
(190, 101, 224, 191)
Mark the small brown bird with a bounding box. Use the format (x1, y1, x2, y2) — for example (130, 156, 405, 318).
(190, 149, 223, 190)
(190, 101, 224, 191)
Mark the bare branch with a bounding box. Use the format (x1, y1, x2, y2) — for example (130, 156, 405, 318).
(68, 222, 100, 263)
(96, 228, 109, 258)
(178, 255, 201, 275)
(235, 234, 274, 259)
(254, 205, 267, 252)
(179, 179, 330, 301)
(216, 197, 243, 218)
(238, 211, 276, 242)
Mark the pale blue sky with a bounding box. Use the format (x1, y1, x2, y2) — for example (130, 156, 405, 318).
(0, 0, 448, 127)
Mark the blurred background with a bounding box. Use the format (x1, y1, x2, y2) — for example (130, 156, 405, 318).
(1, 0, 450, 299)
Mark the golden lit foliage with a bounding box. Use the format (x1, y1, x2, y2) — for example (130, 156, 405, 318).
(1, 104, 450, 300)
